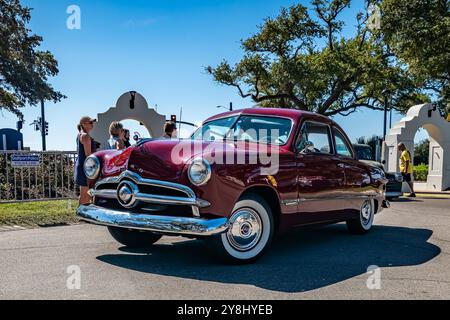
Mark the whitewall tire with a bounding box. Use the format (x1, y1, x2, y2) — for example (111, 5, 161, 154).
(210, 194, 274, 264)
(346, 199, 375, 234)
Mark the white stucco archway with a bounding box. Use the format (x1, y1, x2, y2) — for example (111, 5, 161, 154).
(90, 91, 166, 150)
(384, 103, 450, 191)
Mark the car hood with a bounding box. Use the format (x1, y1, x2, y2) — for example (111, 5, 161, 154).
(127, 139, 284, 182)
(359, 159, 384, 170)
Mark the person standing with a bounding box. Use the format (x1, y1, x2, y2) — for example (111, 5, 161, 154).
(74, 116, 97, 205)
(107, 121, 126, 150)
(162, 121, 178, 139)
(398, 143, 416, 198)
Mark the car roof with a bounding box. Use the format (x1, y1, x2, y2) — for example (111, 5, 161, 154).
(205, 107, 333, 124)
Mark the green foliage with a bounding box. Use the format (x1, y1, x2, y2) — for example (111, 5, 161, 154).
(379, 0, 450, 111)
(0, 0, 65, 117)
(413, 163, 429, 182)
(414, 139, 429, 165)
(207, 0, 428, 116)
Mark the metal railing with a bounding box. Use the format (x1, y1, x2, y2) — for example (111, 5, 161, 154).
(0, 151, 78, 203)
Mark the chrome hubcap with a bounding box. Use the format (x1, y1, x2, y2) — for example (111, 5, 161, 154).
(226, 209, 262, 251)
(361, 201, 372, 226)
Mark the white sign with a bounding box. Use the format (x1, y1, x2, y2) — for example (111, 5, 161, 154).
(11, 154, 41, 168)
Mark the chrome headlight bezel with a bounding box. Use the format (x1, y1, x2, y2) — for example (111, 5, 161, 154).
(83, 155, 100, 180)
(188, 158, 211, 187)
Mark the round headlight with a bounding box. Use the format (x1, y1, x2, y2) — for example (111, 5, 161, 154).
(395, 173, 404, 182)
(84, 156, 100, 179)
(188, 158, 211, 186)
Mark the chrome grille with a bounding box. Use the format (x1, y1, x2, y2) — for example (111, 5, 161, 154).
(90, 171, 210, 217)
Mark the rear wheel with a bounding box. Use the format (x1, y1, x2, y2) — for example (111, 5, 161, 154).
(346, 199, 375, 234)
(209, 194, 274, 264)
(107, 227, 162, 247)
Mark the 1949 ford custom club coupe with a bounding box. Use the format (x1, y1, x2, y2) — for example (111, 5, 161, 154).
(77, 108, 389, 263)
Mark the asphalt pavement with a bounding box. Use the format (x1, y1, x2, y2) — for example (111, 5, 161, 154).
(1, 198, 449, 300)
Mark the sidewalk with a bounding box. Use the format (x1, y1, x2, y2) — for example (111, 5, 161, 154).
(400, 182, 450, 199)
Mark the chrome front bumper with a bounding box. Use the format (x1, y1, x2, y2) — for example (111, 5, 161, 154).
(77, 205, 229, 237)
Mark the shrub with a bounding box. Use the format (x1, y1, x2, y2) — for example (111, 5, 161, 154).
(413, 164, 429, 181)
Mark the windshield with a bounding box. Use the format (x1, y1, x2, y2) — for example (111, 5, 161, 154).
(192, 116, 239, 142)
(192, 115, 293, 146)
(354, 146, 374, 161)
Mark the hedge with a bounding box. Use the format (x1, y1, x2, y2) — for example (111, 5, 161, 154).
(413, 164, 429, 182)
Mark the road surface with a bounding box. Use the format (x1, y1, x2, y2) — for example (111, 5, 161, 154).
(1, 198, 449, 299)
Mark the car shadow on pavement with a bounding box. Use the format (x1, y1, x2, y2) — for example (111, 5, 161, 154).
(391, 198, 424, 203)
(97, 224, 440, 293)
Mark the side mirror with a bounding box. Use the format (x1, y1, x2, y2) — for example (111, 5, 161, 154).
(299, 141, 315, 154)
(382, 160, 386, 165)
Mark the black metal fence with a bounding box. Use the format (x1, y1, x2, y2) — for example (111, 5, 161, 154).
(0, 151, 78, 203)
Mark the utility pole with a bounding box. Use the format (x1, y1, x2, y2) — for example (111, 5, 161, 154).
(389, 109, 393, 129)
(382, 90, 390, 140)
(40, 99, 46, 151)
(229, 102, 233, 111)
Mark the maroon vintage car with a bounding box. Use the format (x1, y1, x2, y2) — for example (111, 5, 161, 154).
(78, 108, 389, 263)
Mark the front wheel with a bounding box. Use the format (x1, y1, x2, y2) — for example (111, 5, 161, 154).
(209, 194, 274, 264)
(107, 227, 162, 247)
(346, 199, 375, 234)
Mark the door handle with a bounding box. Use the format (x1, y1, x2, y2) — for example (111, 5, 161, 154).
(337, 163, 347, 169)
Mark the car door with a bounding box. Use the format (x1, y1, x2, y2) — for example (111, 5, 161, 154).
(332, 126, 372, 218)
(293, 120, 347, 226)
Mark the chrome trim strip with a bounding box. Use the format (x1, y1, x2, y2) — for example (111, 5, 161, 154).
(90, 189, 211, 208)
(92, 171, 209, 217)
(281, 199, 299, 206)
(282, 194, 380, 205)
(298, 194, 379, 202)
(77, 205, 229, 237)
(89, 189, 116, 199)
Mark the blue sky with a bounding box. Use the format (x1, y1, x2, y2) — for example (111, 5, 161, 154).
(0, 0, 427, 150)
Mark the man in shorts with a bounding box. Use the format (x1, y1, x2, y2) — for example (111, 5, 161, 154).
(398, 143, 416, 198)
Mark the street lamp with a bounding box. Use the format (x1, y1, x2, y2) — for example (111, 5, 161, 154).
(216, 102, 233, 112)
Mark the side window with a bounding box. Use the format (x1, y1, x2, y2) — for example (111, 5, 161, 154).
(334, 128, 353, 158)
(297, 122, 332, 154)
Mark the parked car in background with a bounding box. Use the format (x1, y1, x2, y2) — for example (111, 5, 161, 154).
(78, 108, 389, 264)
(353, 144, 403, 200)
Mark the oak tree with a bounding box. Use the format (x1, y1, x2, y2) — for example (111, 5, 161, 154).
(0, 0, 65, 117)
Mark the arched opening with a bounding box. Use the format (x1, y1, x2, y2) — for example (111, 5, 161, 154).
(412, 128, 431, 191)
(383, 103, 450, 191)
(90, 92, 166, 150)
(121, 119, 152, 145)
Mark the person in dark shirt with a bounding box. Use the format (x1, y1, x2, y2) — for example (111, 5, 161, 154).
(74, 116, 97, 205)
(162, 121, 178, 139)
(123, 129, 132, 148)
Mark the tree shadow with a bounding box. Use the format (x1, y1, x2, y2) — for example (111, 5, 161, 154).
(97, 224, 440, 293)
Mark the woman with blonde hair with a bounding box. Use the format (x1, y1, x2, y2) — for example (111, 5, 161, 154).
(74, 116, 97, 205)
(108, 121, 125, 150)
